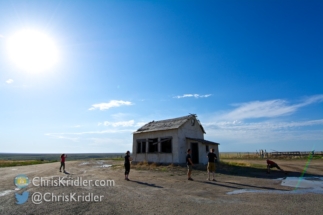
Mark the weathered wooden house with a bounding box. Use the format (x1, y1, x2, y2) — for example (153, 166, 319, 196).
(132, 114, 220, 164)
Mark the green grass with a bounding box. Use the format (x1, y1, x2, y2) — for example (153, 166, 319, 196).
(160, 167, 167, 171)
(109, 157, 124, 161)
(0, 153, 124, 161)
(130, 162, 179, 172)
(0, 160, 56, 168)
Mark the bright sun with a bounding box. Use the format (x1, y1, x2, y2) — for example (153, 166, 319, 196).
(7, 29, 59, 72)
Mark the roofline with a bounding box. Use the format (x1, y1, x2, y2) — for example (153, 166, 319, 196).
(186, 137, 220, 145)
(135, 114, 198, 133)
(175, 115, 206, 134)
(133, 128, 178, 134)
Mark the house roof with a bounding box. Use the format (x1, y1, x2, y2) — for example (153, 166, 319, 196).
(134, 115, 206, 134)
(186, 137, 220, 145)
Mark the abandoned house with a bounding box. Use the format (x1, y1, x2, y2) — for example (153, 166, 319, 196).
(132, 114, 220, 164)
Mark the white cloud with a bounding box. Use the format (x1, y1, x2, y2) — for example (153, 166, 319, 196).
(135, 122, 147, 127)
(111, 113, 128, 119)
(45, 128, 134, 137)
(205, 119, 323, 131)
(297, 94, 323, 107)
(6, 79, 14, 84)
(202, 95, 323, 146)
(45, 133, 79, 142)
(0, 34, 4, 38)
(89, 100, 133, 111)
(100, 120, 135, 127)
(87, 138, 128, 147)
(204, 119, 323, 144)
(219, 94, 323, 121)
(173, 94, 212, 99)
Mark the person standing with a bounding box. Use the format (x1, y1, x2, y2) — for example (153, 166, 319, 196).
(124, 151, 132, 181)
(207, 149, 217, 181)
(59, 154, 67, 172)
(186, 149, 194, 181)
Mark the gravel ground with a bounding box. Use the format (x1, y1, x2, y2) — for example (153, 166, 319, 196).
(0, 159, 322, 215)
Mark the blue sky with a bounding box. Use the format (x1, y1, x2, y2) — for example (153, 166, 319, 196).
(0, 0, 322, 153)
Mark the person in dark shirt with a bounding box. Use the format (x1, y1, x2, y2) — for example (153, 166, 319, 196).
(186, 149, 194, 181)
(59, 154, 67, 173)
(266, 159, 286, 174)
(207, 149, 217, 181)
(124, 151, 132, 180)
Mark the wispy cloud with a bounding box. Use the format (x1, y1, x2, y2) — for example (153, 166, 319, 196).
(111, 113, 129, 119)
(173, 94, 211, 99)
(0, 34, 4, 38)
(45, 133, 79, 142)
(6, 79, 14, 84)
(89, 100, 133, 111)
(202, 95, 323, 147)
(219, 94, 323, 121)
(205, 119, 323, 131)
(45, 128, 134, 137)
(87, 138, 129, 147)
(98, 120, 135, 127)
(204, 119, 323, 144)
(135, 122, 147, 127)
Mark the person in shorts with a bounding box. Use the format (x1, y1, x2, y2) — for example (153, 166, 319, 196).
(266, 159, 286, 174)
(207, 149, 217, 181)
(59, 154, 67, 173)
(186, 149, 194, 181)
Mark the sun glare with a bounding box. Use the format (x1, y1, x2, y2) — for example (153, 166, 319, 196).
(7, 29, 59, 72)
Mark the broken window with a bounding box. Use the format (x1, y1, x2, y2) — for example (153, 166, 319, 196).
(142, 141, 146, 153)
(161, 138, 172, 153)
(136, 139, 146, 153)
(148, 138, 158, 153)
(206, 145, 209, 152)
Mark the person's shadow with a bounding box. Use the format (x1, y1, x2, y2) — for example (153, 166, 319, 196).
(130, 180, 163, 188)
(63, 170, 70, 174)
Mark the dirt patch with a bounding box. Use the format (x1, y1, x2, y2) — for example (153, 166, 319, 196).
(0, 159, 322, 214)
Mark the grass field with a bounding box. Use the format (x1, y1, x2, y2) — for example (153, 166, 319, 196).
(220, 152, 323, 160)
(0, 160, 56, 168)
(1, 152, 322, 168)
(0, 153, 124, 168)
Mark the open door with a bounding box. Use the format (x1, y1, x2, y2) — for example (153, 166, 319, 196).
(191, 142, 199, 164)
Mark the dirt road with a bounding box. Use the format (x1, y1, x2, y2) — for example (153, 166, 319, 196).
(0, 159, 322, 215)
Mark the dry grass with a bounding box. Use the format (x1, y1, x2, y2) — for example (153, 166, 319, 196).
(219, 160, 267, 170)
(131, 161, 181, 172)
(0, 160, 55, 168)
(220, 152, 323, 160)
(220, 153, 260, 159)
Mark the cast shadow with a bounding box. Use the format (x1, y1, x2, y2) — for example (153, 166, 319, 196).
(197, 180, 287, 191)
(224, 181, 287, 191)
(130, 180, 163, 188)
(209, 162, 323, 179)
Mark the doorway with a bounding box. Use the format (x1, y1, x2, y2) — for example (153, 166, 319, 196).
(191, 142, 199, 164)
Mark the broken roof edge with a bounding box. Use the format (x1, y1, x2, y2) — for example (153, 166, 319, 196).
(135, 114, 197, 133)
(186, 137, 220, 145)
(133, 127, 178, 134)
(147, 114, 195, 124)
